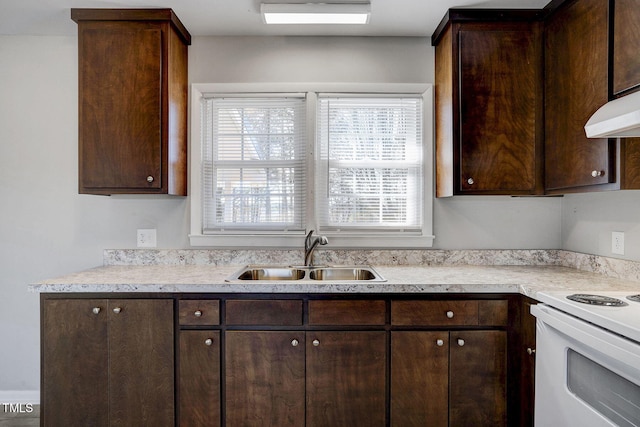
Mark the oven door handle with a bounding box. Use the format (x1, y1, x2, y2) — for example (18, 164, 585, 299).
(531, 304, 640, 371)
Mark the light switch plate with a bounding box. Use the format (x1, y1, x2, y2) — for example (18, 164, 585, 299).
(137, 229, 157, 248)
(612, 231, 624, 255)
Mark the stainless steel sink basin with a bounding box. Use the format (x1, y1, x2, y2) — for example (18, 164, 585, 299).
(226, 265, 385, 282)
(309, 267, 379, 281)
(234, 267, 306, 281)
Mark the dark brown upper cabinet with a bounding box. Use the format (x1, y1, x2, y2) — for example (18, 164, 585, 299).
(71, 9, 190, 195)
(432, 10, 544, 197)
(613, 0, 640, 96)
(544, 0, 617, 193)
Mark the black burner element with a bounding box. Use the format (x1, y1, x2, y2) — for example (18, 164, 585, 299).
(627, 295, 640, 303)
(567, 294, 628, 307)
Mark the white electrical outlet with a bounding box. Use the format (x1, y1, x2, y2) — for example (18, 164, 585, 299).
(137, 229, 157, 248)
(612, 231, 625, 255)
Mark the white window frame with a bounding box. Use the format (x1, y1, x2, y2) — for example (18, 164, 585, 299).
(189, 83, 434, 248)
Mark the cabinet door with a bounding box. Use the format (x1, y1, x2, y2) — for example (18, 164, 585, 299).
(459, 24, 542, 194)
(179, 331, 221, 427)
(225, 331, 305, 426)
(520, 299, 537, 427)
(391, 332, 449, 427)
(42, 299, 109, 427)
(78, 22, 163, 192)
(450, 330, 507, 427)
(545, 0, 613, 192)
(108, 299, 174, 426)
(613, 0, 640, 95)
(306, 331, 386, 427)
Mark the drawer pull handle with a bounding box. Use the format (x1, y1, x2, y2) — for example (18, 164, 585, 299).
(446, 310, 454, 319)
(527, 347, 536, 355)
(312, 339, 320, 347)
(147, 175, 154, 183)
(92, 307, 101, 315)
(194, 310, 203, 317)
(467, 177, 474, 185)
(436, 339, 444, 347)
(591, 170, 604, 178)
(112, 307, 122, 314)
(204, 338, 213, 346)
(457, 338, 465, 347)
(291, 339, 299, 347)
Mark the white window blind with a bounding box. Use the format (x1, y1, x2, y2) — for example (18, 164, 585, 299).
(201, 96, 306, 232)
(316, 96, 423, 232)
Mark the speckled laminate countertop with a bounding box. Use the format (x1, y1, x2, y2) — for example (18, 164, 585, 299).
(29, 264, 640, 300)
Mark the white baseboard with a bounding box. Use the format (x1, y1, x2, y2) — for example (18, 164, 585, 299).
(0, 390, 39, 404)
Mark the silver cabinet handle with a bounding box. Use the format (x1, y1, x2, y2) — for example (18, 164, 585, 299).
(527, 347, 536, 355)
(467, 178, 474, 185)
(147, 175, 154, 183)
(112, 307, 122, 314)
(312, 339, 320, 347)
(457, 338, 465, 347)
(591, 170, 604, 178)
(92, 307, 101, 315)
(446, 310, 454, 319)
(204, 338, 213, 346)
(194, 310, 203, 317)
(436, 339, 444, 347)
(291, 339, 299, 347)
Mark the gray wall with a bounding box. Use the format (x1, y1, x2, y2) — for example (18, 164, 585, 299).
(0, 34, 564, 398)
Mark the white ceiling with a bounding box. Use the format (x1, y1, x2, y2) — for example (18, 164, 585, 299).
(0, 0, 551, 38)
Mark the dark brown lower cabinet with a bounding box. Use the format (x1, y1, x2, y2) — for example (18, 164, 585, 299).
(225, 331, 305, 426)
(306, 331, 387, 426)
(224, 330, 386, 427)
(41, 298, 174, 427)
(392, 330, 507, 427)
(179, 330, 221, 427)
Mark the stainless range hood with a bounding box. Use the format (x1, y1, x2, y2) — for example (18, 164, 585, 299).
(584, 90, 640, 138)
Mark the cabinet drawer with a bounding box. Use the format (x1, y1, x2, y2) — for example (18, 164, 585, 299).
(391, 300, 507, 326)
(309, 300, 386, 325)
(179, 300, 220, 326)
(226, 300, 303, 326)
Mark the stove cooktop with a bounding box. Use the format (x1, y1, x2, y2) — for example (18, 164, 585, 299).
(535, 291, 640, 344)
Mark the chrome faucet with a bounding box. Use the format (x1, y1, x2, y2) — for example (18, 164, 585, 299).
(304, 230, 328, 267)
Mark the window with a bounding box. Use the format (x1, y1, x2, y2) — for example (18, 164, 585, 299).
(190, 84, 433, 248)
(201, 96, 306, 233)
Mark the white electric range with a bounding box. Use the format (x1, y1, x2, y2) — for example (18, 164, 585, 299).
(531, 290, 640, 427)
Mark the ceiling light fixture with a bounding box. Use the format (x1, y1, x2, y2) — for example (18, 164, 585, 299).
(261, 2, 371, 25)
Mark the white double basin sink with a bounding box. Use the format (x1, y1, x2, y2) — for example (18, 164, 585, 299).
(226, 265, 386, 282)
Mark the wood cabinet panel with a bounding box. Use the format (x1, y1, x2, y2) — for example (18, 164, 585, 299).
(179, 331, 220, 427)
(459, 24, 542, 194)
(108, 299, 174, 426)
(179, 299, 220, 325)
(225, 299, 303, 325)
(622, 138, 640, 189)
(544, 0, 613, 192)
(306, 331, 386, 426)
(225, 331, 305, 426)
(450, 330, 507, 427)
(308, 299, 386, 325)
(72, 9, 190, 195)
(392, 300, 479, 326)
(42, 299, 109, 427)
(391, 332, 449, 427)
(613, 0, 640, 95)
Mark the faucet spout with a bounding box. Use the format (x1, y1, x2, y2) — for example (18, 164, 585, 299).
(304, 230, 328, 266)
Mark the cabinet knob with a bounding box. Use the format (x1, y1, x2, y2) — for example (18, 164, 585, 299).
(194, 310, 203, 317)
(204, 338, 213, 346)
(446, 310, 454, 319)
(112, 307, 122, 314)
(147, 175, 154, 183)
(467, 178, 474, 185)
(591, 170, 604, 178)
(457, 338, 465, 347)
(312, 339, 320, 347)
(527, 347, 536, 355)
(436, 339, 444, 347)
(92, 307, 101, 315)
(291, 339, 299, 347)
